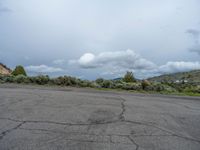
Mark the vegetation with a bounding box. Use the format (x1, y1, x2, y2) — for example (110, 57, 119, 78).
(12, 65, 27, 76)
(123, 71, 136, 83)
(0, 66, 200, 97)
(148, 70, 200, 84)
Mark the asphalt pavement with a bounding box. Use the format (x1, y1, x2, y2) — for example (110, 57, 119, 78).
(0, 84, 200, 150)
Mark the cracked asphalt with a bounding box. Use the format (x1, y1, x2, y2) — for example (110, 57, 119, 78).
(0, 84, 200, 150)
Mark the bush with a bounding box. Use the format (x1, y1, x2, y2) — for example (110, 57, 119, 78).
(192, 86, 200, 93)
(143, 83, 177, 93)
(163, 85, 177, 93)
(5, 75, 15, 83)
(123, 71, 136, 83)
(78, 80, 93, 87)
(51, 76, 70, 86)
(170, 83, 190, 92)
(91, 82, 101, 88)
(50, 77, 62, 85)
(29, 75, 50, 85)
(0, 75, 15, 83)
(121, 82, 142, 90)
(102, 80, 113, 88)
(14, 75, 28, 83)
(2, 69, 198, 95)
(12, 65, 27, 76)
(114, 83, 124, 89)
(68, 76, 77, 85)
(184, 85, 200, 93)
(95, 78, 104, 84)
(50, 76, 79, 86)
(141, 80, 151, 90)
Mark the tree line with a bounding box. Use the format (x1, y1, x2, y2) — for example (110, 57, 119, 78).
(0, 65, 199, 96)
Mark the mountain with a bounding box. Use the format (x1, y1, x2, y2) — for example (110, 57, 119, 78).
(112, 77, 123, 81)
(0, 63, 12, 75)
(148, 70, 200, 83)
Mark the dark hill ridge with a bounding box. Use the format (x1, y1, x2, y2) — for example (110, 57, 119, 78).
(148, 70, 200, 83)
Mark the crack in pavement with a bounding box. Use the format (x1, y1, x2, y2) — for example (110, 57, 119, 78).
(0, 117, 120, 126)
(118, 96, 126, 121)
(127, 136, 139, 150)
(13, 127, 135, 145)
(125, 120, 200, 143)
(0, 96, 200, 146)
(1, 117, 200, 145)
(16, 126, 200, 147)
(0, 121, 26, 140)
(18, 127, 138, 146)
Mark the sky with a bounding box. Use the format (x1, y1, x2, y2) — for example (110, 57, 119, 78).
(0, 0, 200, 80)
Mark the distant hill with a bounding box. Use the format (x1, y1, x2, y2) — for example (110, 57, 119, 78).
(148, 70, 200, 83)
(112, 77, 123, 81)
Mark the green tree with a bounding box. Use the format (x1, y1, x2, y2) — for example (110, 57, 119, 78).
(12, 65, 27, 76)
(141, 80, 151, 90)
(95, 78, 104, 84)
(123, 71, 136, 83)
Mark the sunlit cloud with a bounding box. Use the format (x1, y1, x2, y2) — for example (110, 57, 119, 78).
(26, 65, 63, 73)
(74, 50, 156, 70)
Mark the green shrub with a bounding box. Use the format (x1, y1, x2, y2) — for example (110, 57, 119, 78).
(91, 82, 101, 88)
(141, 80, 151, 90)
(95, 78, 104, 84)
(5, 75, 15, 83)
(51, 76, 68, 85)
(68, 76, 77, 85)
(121, 82, 142, 90)
(102, 80, 113, 88)
(0, 75, 15, 83)
(50, 76, 79, 86)
(0, 75, 6, 83)
(14, 75, 28, 83)
(193, 86, 200, 93)
(50, 77, 62, 85)
(30, 75, 50, 85)
(114, 83, 124, 89)
(78, 80, 93, 87)
(184, 85, 200, 93)
(144, 83, 164, 92)
(170, 83, 190, 92)
(12, 65, 27, 76)
(143, 83, 177, 93)
(123, 71, 136, 83)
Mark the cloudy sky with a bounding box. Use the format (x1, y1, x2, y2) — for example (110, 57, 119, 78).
(0, 0, 200, 79)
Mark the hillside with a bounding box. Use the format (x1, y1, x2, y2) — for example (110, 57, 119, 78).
(148, 70, 200, 83)
(0, 63, 12, 75)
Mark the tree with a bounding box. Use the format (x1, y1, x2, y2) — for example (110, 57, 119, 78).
(12, 65, 27, 76)
(95, 78, 104, 84)
(123, 71, 136, 83)
(141, 80, 151, 90)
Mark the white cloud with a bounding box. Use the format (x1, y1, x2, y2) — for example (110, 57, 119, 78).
(75, 49, 156, 70)
(25, 65, 63, 73)
(53, 59, 65, 65)
(70, 50, 200, 78)
(158, 61, 200, 74)
(78, 53, 96, 68)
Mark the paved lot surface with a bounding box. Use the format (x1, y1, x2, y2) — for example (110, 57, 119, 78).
(0, 84, 200, 150)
